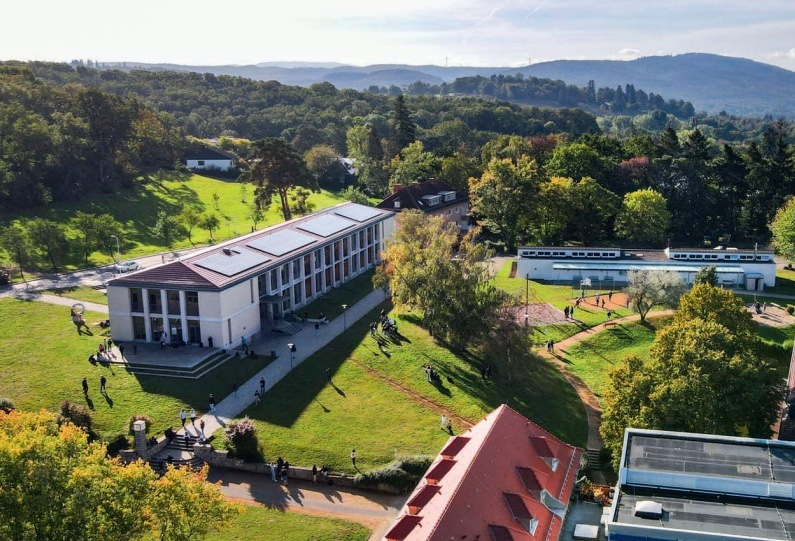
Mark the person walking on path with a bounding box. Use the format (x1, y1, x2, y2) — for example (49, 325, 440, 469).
(254, 390, 261, 404)
(82, 377, 88, 395)
(208, 394, 216, 412)
(315, 322, 320, 336)
(440, 415, 448, 430)
(199, 418, 205, 436)
(276, 457, 284, 480)
(312, 464, 318, 483)
(259, 377, 265, 396)
(608, 291, 613, 302)
(179, 408, 186, 428)
(281, 461, 289, 486)
(100, 375, 107, 394)
(189, 408, 196, 426)
(350, 449, 357, 467)
(118, 343, 125, 358)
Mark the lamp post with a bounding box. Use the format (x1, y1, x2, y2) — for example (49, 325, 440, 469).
(287, 343, 296, 370)
(342, 304, 348, 331)
(525, 273, 530, 320)
(110, 234, 121, 264)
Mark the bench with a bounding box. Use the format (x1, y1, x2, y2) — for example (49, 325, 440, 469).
(604, 321, 618, 327)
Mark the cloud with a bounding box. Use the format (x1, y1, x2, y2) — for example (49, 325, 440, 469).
(770, 48, 795, 60)
(613, 48, 642, 60)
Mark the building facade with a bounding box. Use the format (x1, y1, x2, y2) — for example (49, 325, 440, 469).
(376, 179, 470, 230)
(184, 147, 236, 172)
(517, 246, 776, 290)
(606, 428, 795, 541)
(107, 203, 394, 349)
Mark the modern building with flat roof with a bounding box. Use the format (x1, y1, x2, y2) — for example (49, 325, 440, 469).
(383, 405, 584, 541)
(517, 246, 775, 291)
(106, 202, 394, 349)
(606, 428, 795, 541)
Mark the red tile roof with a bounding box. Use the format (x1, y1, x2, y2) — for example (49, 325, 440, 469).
(386, 515, 424, 541)
(385, 404, 583, 541)
(376, 179, 468, 213)
(440, 436, 470, 458)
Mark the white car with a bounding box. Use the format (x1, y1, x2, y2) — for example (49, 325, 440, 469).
(116, 260, 140, 273)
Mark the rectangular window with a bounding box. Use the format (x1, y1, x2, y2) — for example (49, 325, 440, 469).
(315, 273, 323, 293)
(197, 160, 205, 166)
(186, 291, 199, 316)
(304, 277, 313, 298)
(343, 237, 349, 257)
(167, 290, 180, 316)
(351, 233, 357, 250)
(304, 254, 312, 275)
(359, 231, 365, 247)
(334, 241, 341, 260)
(360, 250, 366, 268)
(129, 288, 142, 312)
(281, 264, 289, 284)
(334, 262, 341, 282)
(149, 291, 162, 313)
(293, 283, 303, 304)
(270, 269, 278, 291)
(314, 249, 321, 268)
(324, 245, 332, 265)
(132, 316, 146, 340)
(292, 258, 301, 279)
(250, 279, 255, 303)
(344, 258, 350, 278)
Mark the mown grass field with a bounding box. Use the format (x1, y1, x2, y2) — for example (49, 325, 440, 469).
(0, 298, 274, 440)
(1, 172, 346, 273)
(491, 261, 634, 344)
(45, 285, 109, 305)
(206, 505, 370, 541)
(226, 301, 588, 473)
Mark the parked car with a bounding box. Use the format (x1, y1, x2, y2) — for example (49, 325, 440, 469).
(116, 260, 140, 273)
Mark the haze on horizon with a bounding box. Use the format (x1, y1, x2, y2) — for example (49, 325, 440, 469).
(4, 0, 795, 71)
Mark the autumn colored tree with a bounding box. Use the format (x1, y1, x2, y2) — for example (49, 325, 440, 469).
(0, 410, 239, 541)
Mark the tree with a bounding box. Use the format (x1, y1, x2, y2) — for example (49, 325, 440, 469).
(93, 214, 125, 263)
(675, 283, 756, 337)
(469, 157, 540, 252)
(0, 410, 239, 541)
(387, 141, 440, 189)
(545, 142, 614, 188)
(615, 188, 670, 245)
(27, 218, 70, 272)
(527, 177, 572, 245)
(200, 213, 221, 242)
(339, 185, 371, 206)
(566, 177, 621, 245)
(624, 269, 686, 323)
(375, 211, 506, 349)
(289, 187, 316, 216)
(248, 201, 266, 230)
(771, 198, 795, 262)
(153, 210, 184, 247)
(439, 154, 482, 194)
(390, 94, 416, 155)
(178, 206, 203, 245)
(601, 315, 783, 464)
(0, 224, 33, 281)
(242, 138, 316, 221)
(304, 144, 339, 180)
(71, 211, 99, 264)
(693, 265, 718, 287)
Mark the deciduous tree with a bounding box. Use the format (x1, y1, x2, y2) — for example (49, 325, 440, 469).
(771, 197, 795, 262)
(624, 269, 686, 323)
(178, 206, 203, 245)
(27, 218, 69, 271)
(615, 188, 670, 245)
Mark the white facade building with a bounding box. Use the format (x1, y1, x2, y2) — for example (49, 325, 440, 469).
(107, 203, 394, 349)
(184, 147, 235, 172)
(517, 246, 776, 290)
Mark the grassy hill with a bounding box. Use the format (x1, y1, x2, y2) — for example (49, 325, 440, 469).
(1, 172, 347, 272)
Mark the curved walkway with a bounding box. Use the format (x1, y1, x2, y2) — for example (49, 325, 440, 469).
(537, 310, 675, 451)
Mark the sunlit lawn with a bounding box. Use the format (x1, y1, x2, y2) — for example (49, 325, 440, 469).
(491, 261, 634, 344)
(206, 505, 370, 541)
(1, 172, 346, 272)
(45, 285, 109, 305)
(0, 298, 274, 440)
(226, 301, 588, 473)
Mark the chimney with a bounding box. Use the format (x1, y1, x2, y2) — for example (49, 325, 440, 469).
(392, 183, 403, 194)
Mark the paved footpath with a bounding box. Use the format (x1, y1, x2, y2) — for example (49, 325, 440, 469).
(189, 288, 390, 440)
(209, 467, 407, 539)
(11, 292, 109, 314)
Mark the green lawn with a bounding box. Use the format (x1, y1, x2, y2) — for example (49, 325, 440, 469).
(1, 172, 346, 272)
(299, 269, 377, 322)
(564, 318, 668, 400)
(492, 261, 634, 344)
(206, 505, 370, 541)
(0, 298, 275, 440)
(45, 285, 109, 305)
(224, 301, 587, 473)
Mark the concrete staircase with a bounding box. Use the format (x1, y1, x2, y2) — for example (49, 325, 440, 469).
(586, 448, 602, 470)
(150, 434, 204, 474)
(271, 321, 303, 335)
(123, 350, 235, 379)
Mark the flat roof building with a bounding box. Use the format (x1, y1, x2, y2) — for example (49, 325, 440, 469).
(606, 428, 795, 541)
(383, 405, 584, 541)
(517, 246, 775, 291)
(106, 202, 394, 350)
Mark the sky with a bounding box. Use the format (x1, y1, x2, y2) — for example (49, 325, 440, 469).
(3, 0, 795, 71)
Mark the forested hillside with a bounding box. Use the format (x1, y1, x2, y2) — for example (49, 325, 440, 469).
(0, 65, 183, 209)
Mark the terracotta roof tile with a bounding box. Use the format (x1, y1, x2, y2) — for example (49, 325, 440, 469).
(441, 436, 470, 458)
(386, 515, 424, 541)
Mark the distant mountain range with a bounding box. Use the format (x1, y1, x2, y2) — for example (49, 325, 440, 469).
(103, 53, 795, 118)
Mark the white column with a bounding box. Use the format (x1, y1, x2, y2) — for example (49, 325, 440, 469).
(160, 289, 169, 343)
(179, 291, 188, 344)
(142, 288, 152, 341)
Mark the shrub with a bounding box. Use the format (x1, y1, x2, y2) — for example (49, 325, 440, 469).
(788, 305, 794, 315)
(58, 401, 97, 441)
(224, 416, 263, 462)
(128, 414, 153, 435)
(106, 434, 130, 456)
(0, 398, 15, 413)
(354, 455, 433, 492)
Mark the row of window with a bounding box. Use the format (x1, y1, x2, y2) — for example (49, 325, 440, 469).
(130, 289, 199, 316)
(670, 253, 770, 261)
(522, 250, 620, 258)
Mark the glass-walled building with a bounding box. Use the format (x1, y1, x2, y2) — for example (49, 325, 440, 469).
(107, 203, 395, 349)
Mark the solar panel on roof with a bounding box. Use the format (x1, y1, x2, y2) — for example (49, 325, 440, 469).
(297, 214, 356, 237)
(194, 249, 270, 276)
(246, 230, 316, 256)
(334, 204, 381, 222)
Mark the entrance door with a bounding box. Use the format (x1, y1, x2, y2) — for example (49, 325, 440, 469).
(188, 321, 201, 344)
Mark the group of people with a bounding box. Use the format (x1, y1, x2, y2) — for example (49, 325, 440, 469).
(371, 309, 397, 336)
(311, 464, 330, 483)
(753, 301, 767, 314)
(424, 364, 440, 383)
(271, 457, 291, 485)
(81, 375, 108, 395)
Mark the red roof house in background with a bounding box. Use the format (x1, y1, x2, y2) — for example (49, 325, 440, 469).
(384, 404, 584, 541)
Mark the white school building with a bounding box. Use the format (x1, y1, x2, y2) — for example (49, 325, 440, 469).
(106, 203, 395, 349)
(517, 246, 776, 290)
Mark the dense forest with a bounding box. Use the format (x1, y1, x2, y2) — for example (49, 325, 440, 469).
(0, 65, 183, 209)
(1, 61, 793, 250)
